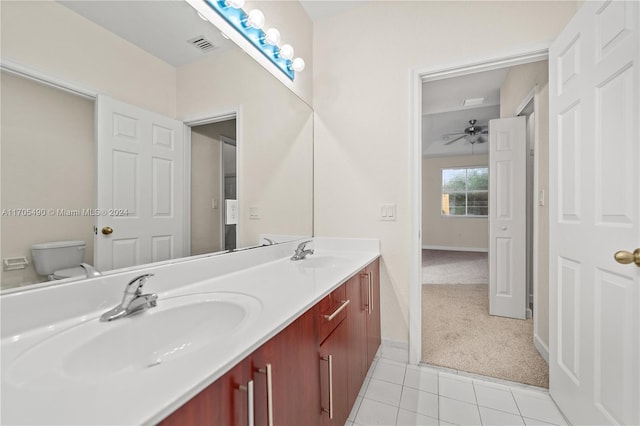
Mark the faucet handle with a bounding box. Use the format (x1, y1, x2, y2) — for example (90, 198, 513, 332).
(298, 240, 312, 250)
(126, 273, 155, 296)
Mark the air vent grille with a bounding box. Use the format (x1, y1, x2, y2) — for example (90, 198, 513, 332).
(187, 36, 217, 52)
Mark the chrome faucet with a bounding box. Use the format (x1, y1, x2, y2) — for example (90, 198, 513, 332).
(291, 240, 314, 261)
(80, 263, 101, 278)
(100, 273, 158, 322)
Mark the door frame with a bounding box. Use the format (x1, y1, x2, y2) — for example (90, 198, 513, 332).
(409, 46, 549, 364)
(183, 109, 242, 256)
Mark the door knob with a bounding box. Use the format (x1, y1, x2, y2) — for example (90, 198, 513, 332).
(101, 226, 113, 235)
(614, 249, 640, 267)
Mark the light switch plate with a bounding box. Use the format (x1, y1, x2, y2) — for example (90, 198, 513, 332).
(380, 203, 396, 221)
(249, 206, 261, 220)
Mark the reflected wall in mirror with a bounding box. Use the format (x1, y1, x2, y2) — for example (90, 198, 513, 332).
(0, 0, 313, 291)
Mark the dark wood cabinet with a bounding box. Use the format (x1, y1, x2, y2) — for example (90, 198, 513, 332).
(252, 305, 320, 426)
(346, 274, 368, 408)
(159, 258, 381, 426)
(365, 259, 381, 366)
(319, 318, 349, 426)
(160, 359, 252, 426)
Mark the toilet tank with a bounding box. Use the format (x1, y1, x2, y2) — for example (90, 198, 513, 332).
(31, 241, 86, 275)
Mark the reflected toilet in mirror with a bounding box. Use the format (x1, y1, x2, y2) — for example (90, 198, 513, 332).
(31, 241, 95, 281)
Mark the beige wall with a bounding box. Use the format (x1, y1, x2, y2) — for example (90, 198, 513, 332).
(500, 60, 550, 348)
(177, 49, 313, 248)
(1, 72, 94, 289)
(313, 1, 578, 343)
(422, 155, 489, 251)
(0, 0, 176, 118)
(190, 120, 237, 255)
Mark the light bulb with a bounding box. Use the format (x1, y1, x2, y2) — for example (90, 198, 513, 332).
(278, 44, 294, 60)
(291, 58, 305, 72)
(245, 9, 265, 29)
(263, 28, 280, 45)
(225, 0, 245, 8)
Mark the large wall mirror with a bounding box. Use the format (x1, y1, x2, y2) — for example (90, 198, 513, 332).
(0, 0, 313, 291)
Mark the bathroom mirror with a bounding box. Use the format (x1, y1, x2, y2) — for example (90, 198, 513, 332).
(0, 0, 313, 291)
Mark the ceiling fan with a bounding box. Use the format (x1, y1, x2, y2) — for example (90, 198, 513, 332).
(442, 119, 488, 145)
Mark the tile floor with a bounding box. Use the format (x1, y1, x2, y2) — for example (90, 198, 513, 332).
(346, 347, 568, 426)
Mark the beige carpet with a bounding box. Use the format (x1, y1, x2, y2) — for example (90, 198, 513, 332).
(422, 250, 489, 284)
(422, 284, 549, 388)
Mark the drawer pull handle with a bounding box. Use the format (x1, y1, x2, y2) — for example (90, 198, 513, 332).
(256, 364, 274, 426)
(238, 380, 255, 426)
(367, 272, 373, 315)
(323, 299, 350, 321)
(321, 355, 334, 419)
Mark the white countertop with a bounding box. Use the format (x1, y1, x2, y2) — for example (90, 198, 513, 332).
(0, 237, 380, 425)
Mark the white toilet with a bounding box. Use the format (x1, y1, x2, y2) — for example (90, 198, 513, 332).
(31, 240, 93, 280)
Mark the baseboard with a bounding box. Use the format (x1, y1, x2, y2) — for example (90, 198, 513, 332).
(534, 334, 549, 364)
(380, 339, 409, 363)
(422, 245, 488, 253)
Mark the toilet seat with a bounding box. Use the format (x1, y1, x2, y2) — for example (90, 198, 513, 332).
(50, 266, 87, 280)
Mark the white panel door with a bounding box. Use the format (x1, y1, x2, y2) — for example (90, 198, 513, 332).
(489, 116, 527, 319)
(95, 95, 184, 271)
(549, 1, 639, 424)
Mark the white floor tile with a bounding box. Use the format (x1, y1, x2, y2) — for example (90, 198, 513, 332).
(355, 398, 398, 426)
(346, 422, 355, 426)
(438, 374, 477, 404)
(439, 421, 457, 426)
(365, 378, 404, 406)
(396, 408, 439, 426)
(473, 382, 520, 415)
(438, 396, 481, 426)
(372, 359, 407, 385)
(479, 406, 525, 425)
(511, 390, 567, 425)
(404, 365, 438, 394)
(349, 396, 364, 421)
(399, 387, 439, 419)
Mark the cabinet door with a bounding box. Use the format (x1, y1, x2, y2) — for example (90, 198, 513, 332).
(319, 319, 350, 426)
(346, 274, 367, 407)
(160, 360, 252, 426)
(252, 306, 320, 426)
(365, 259, 381, 366)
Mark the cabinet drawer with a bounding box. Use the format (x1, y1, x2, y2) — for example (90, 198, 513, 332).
(318, 284, 348, 344)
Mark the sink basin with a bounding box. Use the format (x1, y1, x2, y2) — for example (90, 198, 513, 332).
(5, 292, 261, 388)
(293, 255, 349, 269)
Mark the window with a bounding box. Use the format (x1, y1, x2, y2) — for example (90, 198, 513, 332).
(441, 167, 488, 217)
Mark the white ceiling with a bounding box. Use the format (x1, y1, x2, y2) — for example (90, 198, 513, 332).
(422, 68, 509, 157)
(58, 1, 236, 67)
(299, 0, 372, 21)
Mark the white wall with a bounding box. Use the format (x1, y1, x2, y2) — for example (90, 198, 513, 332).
(313, 1, 578, 344)
(0, 0, 176, 118)
(422, 155, 489, 251)
(1, 72, 95, 289)
(177, 49, 313, 248)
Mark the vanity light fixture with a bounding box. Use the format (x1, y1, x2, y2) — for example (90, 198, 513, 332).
(204, 0, 305, 80)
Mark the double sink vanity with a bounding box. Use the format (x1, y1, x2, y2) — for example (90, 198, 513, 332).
(0, 237, 381, 425)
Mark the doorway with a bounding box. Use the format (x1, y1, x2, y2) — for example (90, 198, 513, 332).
(189, 118, 237, 255)
(410, 52, 548, 386)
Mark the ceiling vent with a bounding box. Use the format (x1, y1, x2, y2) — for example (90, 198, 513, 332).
(187, 36, 217, 53)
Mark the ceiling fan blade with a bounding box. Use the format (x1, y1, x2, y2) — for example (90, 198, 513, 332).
(477, 136, 487, 144)
(444, 134, 467, 145)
